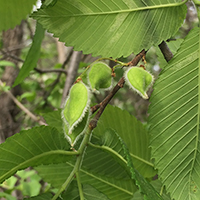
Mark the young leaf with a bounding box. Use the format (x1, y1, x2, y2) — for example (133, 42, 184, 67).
(124, 67, 154, 99)
(62, 81, 91, 134)
(148, 27, 200, 200)
(88, 62, 112, 92)
(32, 0, 187, 58)
(13, 22, 45, 87)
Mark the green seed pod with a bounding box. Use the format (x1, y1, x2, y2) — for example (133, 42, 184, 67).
(88, 62, 112, 92)
(62, 82, 91, 135)
(63, 110, 90, 146)
(124, 67, 154, 99)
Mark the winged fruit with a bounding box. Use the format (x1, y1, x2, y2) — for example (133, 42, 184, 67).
(88, 62, 112, 92)
(61, 81, 91, 145)
(124, 67, 154, 99)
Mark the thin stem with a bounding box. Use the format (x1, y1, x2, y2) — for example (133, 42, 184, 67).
(90, 49, 146, 115)
(96, 57, 126, 66)
(52, 169, 75, 200)
(88, 142, 127, 164)
(52, 129, 92, 200)
(77, 57, 126, 83)
(76, 172, 84, 200)
(0, 80, 46, 125)
(34, 68, 67, 75)
(52, 49, 146, 199)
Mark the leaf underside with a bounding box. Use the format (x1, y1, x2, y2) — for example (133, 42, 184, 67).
(94, 105, 156, 178)
(0, 0, 37, 31)
(0, 126, 70, 184)
(148, 27, 200, 200)
(32, 0, 186, 58)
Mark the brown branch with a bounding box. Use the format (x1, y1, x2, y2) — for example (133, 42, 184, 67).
(0, 80, 46, 125)
(42, 52, 72, 105)
(89, 49, 146, 129)
(1, 49, 24, 63)
(61, 51, 82, 107)
(34, 68, 67, 75)
(158, 41, 173, 62)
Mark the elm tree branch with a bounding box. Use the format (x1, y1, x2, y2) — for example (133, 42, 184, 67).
(158, 41, 173, 62)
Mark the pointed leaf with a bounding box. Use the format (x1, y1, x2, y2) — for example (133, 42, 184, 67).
(62, 82, 91, 134)
(124, 67, 154, 99)
(148, 27, 200, 200)
(88, 62, 112, 92)
(62, 182, 110, 200)
(13, 22, 45, 87)
(35, 162, 137, 200)
(32, 0, 187, 58)
(94, 105, 156, 178)
(0, 0, 37, 31)
(0, 126, 72, 184)
(89, 128, 162, 200)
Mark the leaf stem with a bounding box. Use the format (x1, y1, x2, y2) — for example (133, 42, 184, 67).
(52, 129, 92, 200)
(88, 142, 127, 164)
(76, 171, 84, 200)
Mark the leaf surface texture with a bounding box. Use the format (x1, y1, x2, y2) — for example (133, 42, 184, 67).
(32, 0, 186, 58)
(149, 27, 200, 199)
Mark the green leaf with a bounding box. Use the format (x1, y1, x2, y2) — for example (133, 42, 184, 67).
(0, 61, 15, 68)
(156, 39, 184, 68)
(124, 67, 154, 99)
(148, 27, 200, 200)
(89, 128, 162, 200)
(32, 0, 187, 58)
(0, 126, 72, 184)
(62, 82, 91, 134)
(62, 182, 110, 200)
(42, 109, 63, 133)
(36, 143, 137, 200)
(94, 105, 156, 178)
(41, 0, 57, 8)
(13, 22, 45, 87)
(23, 193, 53, 200)
(0, 0, 37, 31)
(0, 192, 16, 200)
(133, 180, 171, 200)
(88, 62, 112, 92)
(35, 162, 74, 189)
